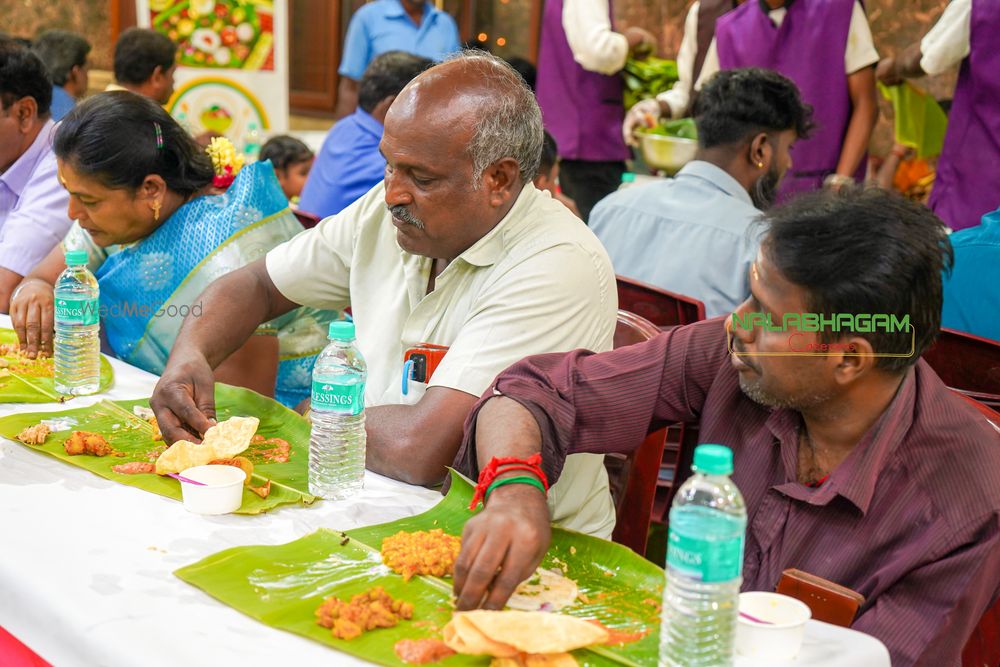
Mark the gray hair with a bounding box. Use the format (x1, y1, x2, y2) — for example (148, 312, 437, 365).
(33, 30, 90, 87)
(444, 50, 544, 187)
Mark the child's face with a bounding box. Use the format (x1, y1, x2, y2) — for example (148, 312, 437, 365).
(278, 157, 314, 200)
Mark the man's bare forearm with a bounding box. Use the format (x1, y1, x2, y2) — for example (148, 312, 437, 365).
(474, 396, 543, 470)
(172, 261, 298, 368)
(837, 67, 879, 178)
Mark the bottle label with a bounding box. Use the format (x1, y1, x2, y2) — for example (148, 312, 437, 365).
(311, 379, 364, 415)
(55, 297, 99, 326)
(667, 514, 745, 583)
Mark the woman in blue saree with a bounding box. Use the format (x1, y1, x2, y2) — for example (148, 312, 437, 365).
(10, 92, 334, 407)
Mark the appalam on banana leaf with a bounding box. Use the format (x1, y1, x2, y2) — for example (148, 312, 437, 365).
(175, 471, 665, 667)
(0, 328, 114, 403)
(0, 383, 315, 513)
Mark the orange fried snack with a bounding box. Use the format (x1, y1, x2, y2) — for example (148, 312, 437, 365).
(315, 586, 414, 640)
(380, 529, 462, 581)
(394, 638, 455, 664)
(64, 431, 112, 456)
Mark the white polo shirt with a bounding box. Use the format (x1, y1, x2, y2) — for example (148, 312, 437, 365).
(266, 181, 619, 537)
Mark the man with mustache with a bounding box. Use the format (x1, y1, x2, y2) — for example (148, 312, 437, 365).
(450, 189, 1000, 664)
(591, 68, 811, 318)
(150, 50, 620, 538)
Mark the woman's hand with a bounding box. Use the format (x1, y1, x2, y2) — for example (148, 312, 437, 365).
(10, 278, 56, 358)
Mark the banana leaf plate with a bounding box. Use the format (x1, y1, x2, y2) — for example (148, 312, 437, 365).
(0, 328, 114, 403)
(175, 471, 664, 666)
(0, 383, 315, 513)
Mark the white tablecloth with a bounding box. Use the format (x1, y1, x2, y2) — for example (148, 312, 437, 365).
(0, 315, 889, 667)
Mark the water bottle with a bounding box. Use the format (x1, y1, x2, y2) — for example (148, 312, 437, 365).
(243, 122, 261, 162)
(660, 444, 747, 667)
(53, 249, 101, 396)
(308, 321, 367, 499)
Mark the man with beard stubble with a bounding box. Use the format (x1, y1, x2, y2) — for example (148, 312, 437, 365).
(590, 68, 811, 318)
(450, 189, 1000, 664)
(150, 51, 621, 539)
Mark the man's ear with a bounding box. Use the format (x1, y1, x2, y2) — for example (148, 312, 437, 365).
(14, 97, 38, 130)
(748, 132, 773, 171)
(482, 157, 520, 207)
(831, 336, 878, 386)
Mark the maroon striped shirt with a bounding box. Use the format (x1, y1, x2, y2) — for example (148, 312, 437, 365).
(455, 318, 1000, 666)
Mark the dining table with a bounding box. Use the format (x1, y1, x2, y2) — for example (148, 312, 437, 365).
(0, 314, 890, 667)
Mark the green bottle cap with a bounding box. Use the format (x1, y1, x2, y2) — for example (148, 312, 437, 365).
(692, 444, 734, 476)
(328, 321, 356, 341)
(64, 249, 88, 266)
(621, 172, 636, 184)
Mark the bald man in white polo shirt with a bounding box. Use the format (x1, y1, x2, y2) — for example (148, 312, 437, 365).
(150, 51, 619, 538)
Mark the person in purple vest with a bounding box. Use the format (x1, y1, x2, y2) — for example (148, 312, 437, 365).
(693, 0, 879, 200)
(623, 0, 742, 143)
(535, 0, 655, 222)
(877, 0, 997, 232)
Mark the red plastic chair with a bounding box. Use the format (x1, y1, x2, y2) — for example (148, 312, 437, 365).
(615, 275, 706, 329)
(612, 277, 708, 526)
(606, 310, 668, 556)
(923, 328, 1000, 410)
(293, 209, 322, 229)
(956, 393, 1000, 667)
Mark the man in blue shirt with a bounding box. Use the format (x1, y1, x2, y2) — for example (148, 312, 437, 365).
(590, 68, 812, 318)
(335, 0, 460, 118)
(942, 206, 1000, 341)
(32, 30, 90, 122)
(300, 51, 431, 218)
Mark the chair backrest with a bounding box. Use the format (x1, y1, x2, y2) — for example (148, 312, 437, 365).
(616, 275, 706, 329)
(923, 328, 1000, 409)
(293, 209, 322, 229)
(954, 392, 1000, 667)
(607, 310, 667, 556)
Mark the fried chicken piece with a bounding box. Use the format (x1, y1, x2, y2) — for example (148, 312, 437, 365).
(112, 461, 156, 475)
(16, 423, 50, 445)
(315, 586, 413, 640)
(64, 431, 112, 456)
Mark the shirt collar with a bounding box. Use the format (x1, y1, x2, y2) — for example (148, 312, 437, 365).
(454, 183, 536, 267)
(385, 0, 432, 21)
(0, 119, 56, 197)
(766, 367, 916, 515)
(352, 107, 385, 137)
(758, 0, 793, 13)
(676, 160, 755, 208)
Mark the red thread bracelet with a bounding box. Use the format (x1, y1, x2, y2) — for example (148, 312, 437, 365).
(470, 454, 549, 510)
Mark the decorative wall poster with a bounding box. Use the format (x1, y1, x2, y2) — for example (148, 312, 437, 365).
(137, 0, 289, 134)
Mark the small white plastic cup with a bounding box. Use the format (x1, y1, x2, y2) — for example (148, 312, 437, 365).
(736, 592, 812, 661)
(179, 464, 245, 515)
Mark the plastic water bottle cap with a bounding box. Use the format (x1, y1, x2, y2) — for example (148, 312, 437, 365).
(692, 444, 733, 475)
(64, 249, 88, 266)
(621, 172, 636, 184)
(328, 321, 356, 341)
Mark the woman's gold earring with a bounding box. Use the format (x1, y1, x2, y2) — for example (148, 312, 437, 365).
(152, 200, 161, 222)
(756, 161, 765, 169)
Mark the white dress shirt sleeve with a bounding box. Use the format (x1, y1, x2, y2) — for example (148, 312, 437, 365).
(562, 0, 630, 75)
(919, 0, 971, 76)
(844, 1, 879, 74)
(657, 2, 700, 118)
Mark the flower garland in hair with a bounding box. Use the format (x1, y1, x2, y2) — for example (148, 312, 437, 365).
(206, 137, 245, 189)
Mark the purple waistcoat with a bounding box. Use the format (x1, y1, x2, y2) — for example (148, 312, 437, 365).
(536, 0, 629, 162)
(929, 0, 1000, 231)
(716, 0, 857, 199)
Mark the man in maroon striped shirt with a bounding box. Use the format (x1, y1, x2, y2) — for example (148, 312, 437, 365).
(450, 189, 1000, 665)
